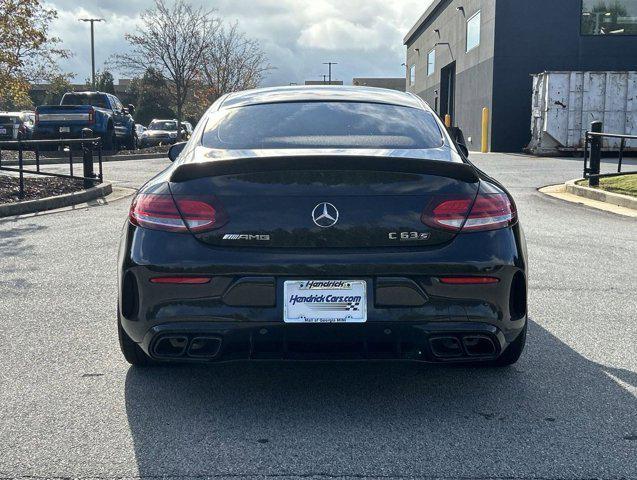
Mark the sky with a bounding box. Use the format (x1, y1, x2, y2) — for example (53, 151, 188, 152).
(45, 0, 434, 86)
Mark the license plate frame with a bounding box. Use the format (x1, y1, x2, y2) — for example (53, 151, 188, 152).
(283, 280, 367, 323)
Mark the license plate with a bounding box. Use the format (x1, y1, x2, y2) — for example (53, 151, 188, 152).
(59, 126, 70, 133)
(284, 280, 367, 323)
(0, 128, 6, 134)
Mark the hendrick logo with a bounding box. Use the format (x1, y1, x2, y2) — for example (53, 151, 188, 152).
(223, 234, 270, 241)
(299, 280, 352, 290)
(312, 202, 339, 228)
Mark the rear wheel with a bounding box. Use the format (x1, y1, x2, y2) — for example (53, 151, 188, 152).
(124, 130, 137, 150)
(490, 322, 527, 367)
(118, 313, 157, 366)
(102, 127, 116, 152)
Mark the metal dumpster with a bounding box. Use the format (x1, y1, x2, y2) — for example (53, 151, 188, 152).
(527, 71, 637, 155)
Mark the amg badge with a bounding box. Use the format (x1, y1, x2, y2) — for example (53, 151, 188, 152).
(223, 234, 271, 241)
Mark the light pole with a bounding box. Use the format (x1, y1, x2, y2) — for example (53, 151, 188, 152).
(79, 18, 105, 89)
(322, 62, 338, 84)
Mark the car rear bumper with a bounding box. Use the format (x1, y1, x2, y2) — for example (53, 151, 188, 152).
(118, 222, 528, 363)
(138, 320, 518, 363)
(139, 137, 176, 147)
(32, 126, 96, 140)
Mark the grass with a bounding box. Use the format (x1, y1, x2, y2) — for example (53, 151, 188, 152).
(578, 173, 637, 198)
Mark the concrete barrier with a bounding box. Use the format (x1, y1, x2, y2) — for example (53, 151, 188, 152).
(565, 179, 637, 210)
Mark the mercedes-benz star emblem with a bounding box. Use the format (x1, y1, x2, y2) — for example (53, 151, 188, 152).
(312, 202, 339, 228)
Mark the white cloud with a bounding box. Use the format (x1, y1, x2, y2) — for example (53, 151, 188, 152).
(45, 0, 434, 86)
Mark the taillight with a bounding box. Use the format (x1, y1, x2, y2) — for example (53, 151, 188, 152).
(88, 108, 95, 125)
(462, 193, 516, 231)
(422, 186, 516, 233)
(129, 193, 226, 233)
(34, 112, 39, 125)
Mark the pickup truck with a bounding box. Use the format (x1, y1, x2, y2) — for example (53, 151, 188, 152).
(33, 91, 137, 150)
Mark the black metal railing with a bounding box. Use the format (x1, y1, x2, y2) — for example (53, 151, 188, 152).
(0, 128, 103, 199)
(583, 121, 636, 187)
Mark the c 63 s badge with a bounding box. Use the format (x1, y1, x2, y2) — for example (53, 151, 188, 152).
(389, 231, 431, 241)
(223, 234, 270, 241)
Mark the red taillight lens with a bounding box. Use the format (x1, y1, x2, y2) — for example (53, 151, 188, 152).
(150, 277, 211, 284)
(423, 198, 473, 231)
(438, 276, 500, 285)
(129, 194, 225, 233)
(88, 108, 95, 125)
(462, 193, 516, 232)
(422, 190, 516, 233)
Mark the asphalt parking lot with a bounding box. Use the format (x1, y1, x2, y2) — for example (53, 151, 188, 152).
(0, 153, 635, 479)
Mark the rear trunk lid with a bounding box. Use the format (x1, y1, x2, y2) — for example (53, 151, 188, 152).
(169, 154, 479, 249)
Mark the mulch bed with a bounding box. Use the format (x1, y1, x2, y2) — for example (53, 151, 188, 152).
(0, 175, 84, 204)
(0, 144, 169, 160)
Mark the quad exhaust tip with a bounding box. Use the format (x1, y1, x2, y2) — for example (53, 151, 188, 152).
(153, 335, 222, 359)
(429, 334, 497, 359)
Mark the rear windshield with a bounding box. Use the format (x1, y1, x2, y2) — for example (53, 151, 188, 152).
(149, 120, 177, 131)
(61, 94, 110, 109)
(201, 102, 443, 149)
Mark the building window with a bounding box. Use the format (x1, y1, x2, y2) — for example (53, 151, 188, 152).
(427, 49, 435, 76)
(581, 0, 637, 35)
(466, 10, 481, 52)
(409, 64, 416, 85)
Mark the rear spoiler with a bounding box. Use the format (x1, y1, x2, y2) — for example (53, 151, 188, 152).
(170, 156, 479, 183)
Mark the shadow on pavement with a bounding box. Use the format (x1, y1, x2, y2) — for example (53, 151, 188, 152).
(124, 320, 637, 478)
(0, 222, 47, 291)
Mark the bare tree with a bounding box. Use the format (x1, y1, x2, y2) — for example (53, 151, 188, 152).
(201, 21, 272, 102)
(114, 0, 219, 131)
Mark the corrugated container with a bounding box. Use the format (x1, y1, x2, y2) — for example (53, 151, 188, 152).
(527, 71, 637, 155)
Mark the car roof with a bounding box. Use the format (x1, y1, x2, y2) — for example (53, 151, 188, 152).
(221, 85, 425, 110)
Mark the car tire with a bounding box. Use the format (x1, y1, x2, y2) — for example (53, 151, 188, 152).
(489, 321, 527, 367)
(102, 127, 116, 152)
(118, 313, 157, 366)
(126, 134, 137, 151)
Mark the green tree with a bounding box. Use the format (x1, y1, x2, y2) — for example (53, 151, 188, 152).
(87, 70, 116, 93)
(42, 75, 73, 105)
(130, 68, 175, 125)
(0, 0, 71, 109)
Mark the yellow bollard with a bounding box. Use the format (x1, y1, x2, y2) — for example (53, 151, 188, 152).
(444, 114, 452, 128)
(481, 107, 489, 153)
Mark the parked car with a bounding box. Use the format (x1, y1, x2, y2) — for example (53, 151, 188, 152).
(0, 111, 36, 141)
(181, 121, 193, 139)
(33, 91, 137, 150)
(118, 86, 528, 367)
(135, 124, 147, 138)
(138, 119, 180, 148)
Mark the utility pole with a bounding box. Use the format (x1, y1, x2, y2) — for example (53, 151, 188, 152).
(79, 18, 105, 89)
(322, 62, 338, 84)
(322, 75, 328, 84)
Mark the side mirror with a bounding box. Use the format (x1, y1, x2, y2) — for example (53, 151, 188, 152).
(127, 104, 136, 115)
(449, 126, 469, 158)
(168, 142, 187, 162)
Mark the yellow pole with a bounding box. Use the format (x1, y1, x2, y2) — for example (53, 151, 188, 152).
(444, 114, 452, 128)
(481, 107, 489, 153)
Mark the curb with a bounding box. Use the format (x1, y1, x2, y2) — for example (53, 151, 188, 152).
(565, 179, 637, 210)
(0, 181, 113, 217)
(0, 152, 167, 167)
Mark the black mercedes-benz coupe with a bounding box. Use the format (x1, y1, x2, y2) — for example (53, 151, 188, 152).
(118, 86, 527, 367)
